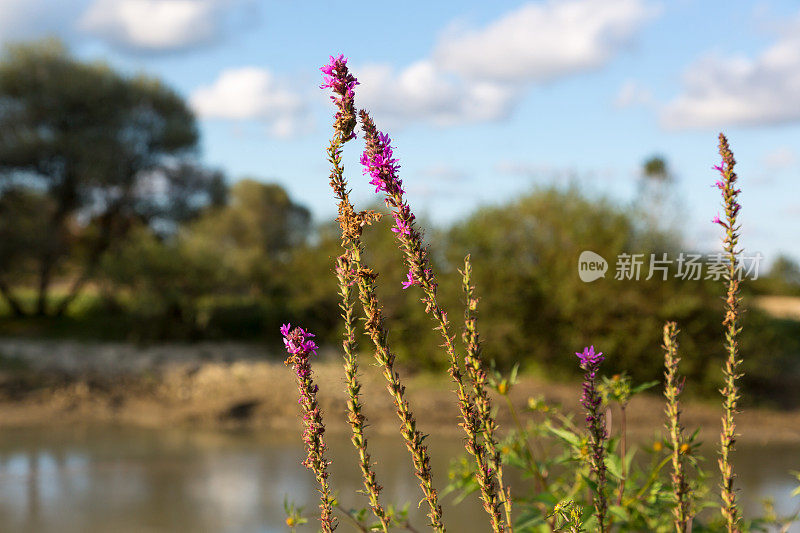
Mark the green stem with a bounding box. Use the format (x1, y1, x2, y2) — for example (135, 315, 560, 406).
(616, 405, 628, 507)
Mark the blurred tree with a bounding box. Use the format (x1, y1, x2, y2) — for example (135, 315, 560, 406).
(0, 187, 54, 316)
(635, 155, 682, 243)
(0, 40, 217, 316)
(184, 179, 311, 291)
(752, 253, 800, 296)
(444, 186, 726, 386)
(768, 254, 800, 286)
(58, 162, 226, 315)
(642, 156, 672, 183)
(101, 225, 230, 340)
(136, 162, 228, 233)
(100, 179, 313, 340)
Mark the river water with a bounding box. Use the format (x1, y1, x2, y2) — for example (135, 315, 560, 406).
(0, 426, 796, 532)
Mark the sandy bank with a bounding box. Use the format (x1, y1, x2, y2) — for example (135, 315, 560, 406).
(0, 338, 798, 445)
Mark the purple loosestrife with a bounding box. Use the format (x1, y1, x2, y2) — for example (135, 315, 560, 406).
(462, 255, 514, 532)
(577, 346, 608, 533)
(320, 54, 358, 141)
(281, 324, 337, 533)
(360, 111, 505, 533)
(663, 321, 692, 532)
(359, 113, 434, 294)
(714, 134, 743, 533)
(322, 56, 446, 532)
(335, 255, 390, 533)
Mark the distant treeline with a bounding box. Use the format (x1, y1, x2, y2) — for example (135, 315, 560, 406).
(3, 180, 800, 406)
(0, 41, 799, 406)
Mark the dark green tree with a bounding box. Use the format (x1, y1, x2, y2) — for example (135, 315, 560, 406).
(101, 179, 313, 340)
(0, 40, 212, 316)
(642, 155, 672, 183)
(184, 179, 311, 284)
(0, 186, 53, 316)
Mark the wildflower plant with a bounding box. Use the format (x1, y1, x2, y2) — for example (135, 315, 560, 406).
(599, 373, 658, 509)
(336, 254, 391, 532)
(462, 255, 515, 530)
(714, 133, 743, 533)
(322, 54, 445, 531)
(277, 54, 799, 533)
(281, 323, 337, 532)
(283, 497, 309, 532)
(663, 321, 693, 532)
(360, 110, 505, 532)
(577, 346, 609, 532)
(549, 500, 585, 532)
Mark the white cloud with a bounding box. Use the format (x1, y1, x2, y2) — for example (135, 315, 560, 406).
(433, 0, 657, 83)
(614, 80, 653, 108)
(78, 0, 251, 52)
(356, 60, 519, 127)
(662, 15, 800, 129)
(190, 67, 308, 138)
(354, 0, 656, 128)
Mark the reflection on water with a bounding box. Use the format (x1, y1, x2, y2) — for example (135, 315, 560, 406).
(0, 426, 796, 532)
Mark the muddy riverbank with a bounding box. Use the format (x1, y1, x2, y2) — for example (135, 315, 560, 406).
(0, 338, 798, 445)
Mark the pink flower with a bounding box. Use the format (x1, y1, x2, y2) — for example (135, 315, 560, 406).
(712, 214, 728, 228)
(401, 269, 415, 289)
(320, 54, 359, 140)
(391, 214, 412, 235)
(576, 345, 604, 369)
(281, 324, 318, 377)
(320, 54, 358, 97)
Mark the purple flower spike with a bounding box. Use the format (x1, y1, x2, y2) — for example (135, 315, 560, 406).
(577, 344, 608, 529)
(715, 132, 744, 531)
(360, 138, 402, 196)
(282, 324, 319, 374)
(281, 323, 336, 530)
(576, 345, 604, 369)
(320, 54, 359, 140)
(320, 54, 358, 96)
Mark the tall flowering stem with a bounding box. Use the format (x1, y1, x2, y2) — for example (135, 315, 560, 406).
(320, 53, 358, 141)
(713, 133, 743, 533)
(462, 255, 514, 532)
(360, 111, 504, 532)
(281, 324, 337, 533)
(663, 321, 691, 532)
(321, 55, 446, 532)
(577, 346, 608, 533)
(336, 255, 390, 533)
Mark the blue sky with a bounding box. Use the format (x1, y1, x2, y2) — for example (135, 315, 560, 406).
(2, 0, 799, 266)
